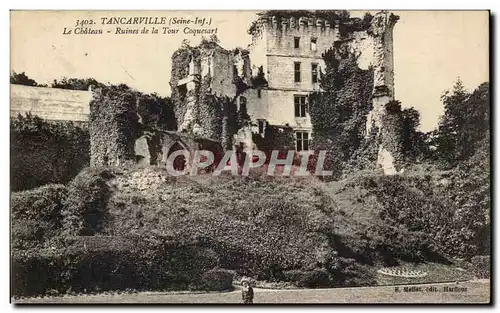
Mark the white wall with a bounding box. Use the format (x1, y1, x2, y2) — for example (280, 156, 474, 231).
(10, 84, 91, 121)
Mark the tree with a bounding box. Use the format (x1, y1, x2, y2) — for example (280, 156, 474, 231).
(435, 78, 469, 166)
(455, 82, 490, 161)
(10, 71, 46, 87)
(11, 113, 89, 191)
(435, 79, 489, 167)
(136, 92, 177, 131)
(51, 77, 106, 91)
(401, 107, 429, 161)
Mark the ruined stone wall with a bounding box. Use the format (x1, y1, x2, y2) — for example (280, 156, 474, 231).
(378, 101, 404, 172)
(207, 46, 235, 96)
(244, 88, 268, 122)
(170, 46, 201, 132)
(165, 11, 401, 171)
(170, 40, 255, 152)
(346, 31, 375, 70)
(365, 12, 401, 174)
(89, 86, 139, 167)
(246, 18, 340, 135)
(248, 25, 269, 82)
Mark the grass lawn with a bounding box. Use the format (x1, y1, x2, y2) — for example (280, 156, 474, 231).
(15, 280, 490, 304)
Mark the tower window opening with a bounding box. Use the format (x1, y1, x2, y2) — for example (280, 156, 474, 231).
(294, 95, 308, 117)
(294, 62, 301, 83)
(294, 37, 300, 49)
(177, 84, 187, 103)
(258, 120, 266, 135)
(312, 63, 319, 83)
(311, 38, 317, 51)
(295, 132, 310, 151)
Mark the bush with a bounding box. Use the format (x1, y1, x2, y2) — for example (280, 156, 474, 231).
(330, 172, 462, 264)
(440, 143, 490, 257)
(11, 113, 89, 191)
(21, 168, 477, 294)
(329, 257, 377, 287)
(470, 256, 490, 279)
(11, 236, 222, 297)
(12, 220, 57, 250)
(62, 168, 115, 236)
(11, 184, 67, 221)
(191, 268, 234, 291)
(282, 268, 331, 288)
(11, 184, 67, 249)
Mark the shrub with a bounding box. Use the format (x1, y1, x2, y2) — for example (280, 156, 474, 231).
(11, 184, 67, 221)
(191, 268, 234, 291)
(11, 184, 67, 249)
(332, 173, 457, 264)
(12, 220, 57, 250)
(329, 257, 377, 287)
(470, 255, 490, 279)
(439, 143, 490, 257)
(62, 168, 115, 236)
(282, 268, 331, 288)
(11, 236, 223, 297)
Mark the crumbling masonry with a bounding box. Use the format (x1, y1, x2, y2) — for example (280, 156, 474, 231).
(90, 11, 402, 174)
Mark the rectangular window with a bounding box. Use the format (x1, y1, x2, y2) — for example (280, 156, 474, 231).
(294, 62, 301, 83)
(294, 37, 300, 49)
(257, 89, 261, 98)
(294, 95, 308, 117)
(258, 120, 266, 135)
(312, 63, 318, 83)
(311, 38, 317, 51)
(178, 84, 187, 103)
(296, 132, 310, 151)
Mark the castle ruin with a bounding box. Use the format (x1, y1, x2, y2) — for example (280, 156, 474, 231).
(168, 10, 401, 173)
(11, 10, 402, 175)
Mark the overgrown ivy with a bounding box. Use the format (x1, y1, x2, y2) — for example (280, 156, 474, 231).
(309, 43, 374, 176)
(11, 113, 90, 191)
(171, 46, 199, 128)
(136, 93, 177, 132)
(197, 74, 223, 141)
(89, 85, 139, 167)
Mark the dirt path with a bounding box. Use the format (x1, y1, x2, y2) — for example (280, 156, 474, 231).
(15, 280, 490, 304)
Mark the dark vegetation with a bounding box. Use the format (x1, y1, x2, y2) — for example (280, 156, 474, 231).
(10, 71, 48, 87)
(11, 154, 489, 297)
(10, 114, 90, 191)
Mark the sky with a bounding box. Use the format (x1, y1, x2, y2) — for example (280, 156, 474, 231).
(10, 10, 489, 132)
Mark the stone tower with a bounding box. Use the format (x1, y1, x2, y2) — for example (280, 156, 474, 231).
(89, 86, 139, 167)
(365, 11, 401, 174)
(247, 15, 342, 151)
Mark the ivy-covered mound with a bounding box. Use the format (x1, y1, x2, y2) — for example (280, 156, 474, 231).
(11, 160, 489, 297)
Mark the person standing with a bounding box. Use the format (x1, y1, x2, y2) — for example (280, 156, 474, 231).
(241, 279, 254, 304)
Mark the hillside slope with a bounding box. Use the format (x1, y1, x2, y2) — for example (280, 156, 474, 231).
(11, 165, 487, 296)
